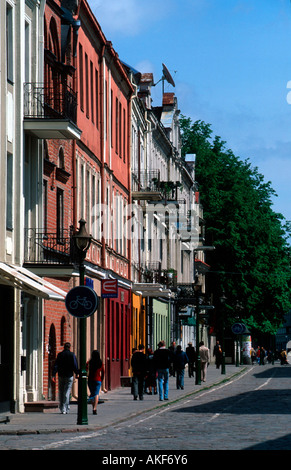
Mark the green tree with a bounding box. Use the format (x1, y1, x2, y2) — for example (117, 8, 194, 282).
(180, 116, 291, 333)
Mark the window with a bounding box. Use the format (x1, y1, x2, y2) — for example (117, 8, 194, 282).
(115, 98, 119, 153)
(80, 164, 84, 219)
(25, 21, 30, 83)
(86, 169, 90, 230)
(110, 89, 113, 148)
(43, 179, 48, 234)
(61, 317, 66, 345)
(91, 174, 96, 238)
(95, 69, 99, 128)
(123, 108, 126, 162)
(6, 153, 13, 230)
(79, 44, 83, 110)
(90, 61, 94, 123)
(85, 53, 89, 118)
(119, 102, 122, 158)
(6, 4, 13, 83)
(56, 188, 64, 241)
(58, 147, 65, 169)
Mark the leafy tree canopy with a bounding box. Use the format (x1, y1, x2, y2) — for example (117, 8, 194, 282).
(180, 116, 291, 334)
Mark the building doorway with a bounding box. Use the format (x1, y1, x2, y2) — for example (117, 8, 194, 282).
(48, 324, 56, 400)
(0, 286, 14, 411)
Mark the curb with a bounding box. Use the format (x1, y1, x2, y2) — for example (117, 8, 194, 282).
(0, 367, 247, 436)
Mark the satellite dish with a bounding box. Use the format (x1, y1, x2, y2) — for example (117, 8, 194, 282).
(153, 63, 176, 94)
(162, 63, 175, 88)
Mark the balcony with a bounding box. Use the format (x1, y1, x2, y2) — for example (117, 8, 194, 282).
(142, 262, 177, 289)
(159, 181, 183, 202)
(131, 170, 163, 201)
(24, 228, 74, 267)
(23, 83, 82, 140)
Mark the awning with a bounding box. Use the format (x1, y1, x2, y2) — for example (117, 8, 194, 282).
(195, 259, 210, 274)
(0, 262, 66, 301)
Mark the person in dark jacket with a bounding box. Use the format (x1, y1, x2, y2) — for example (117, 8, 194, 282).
(52, 342, 79, 414)
(186, 342, 196, 377)
(131, 344, 147, 400)
(174, 345, 188, 390)
(145, 348, 157, 395)
(153, 340, 171, 401)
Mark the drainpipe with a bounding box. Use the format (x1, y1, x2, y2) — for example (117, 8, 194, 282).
(100, 44, 106, 268)
(128, 96, 132, 282)
(72, 13, 78, 230)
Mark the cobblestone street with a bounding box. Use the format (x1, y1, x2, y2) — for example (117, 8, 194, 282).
(1, 363, 291, 453)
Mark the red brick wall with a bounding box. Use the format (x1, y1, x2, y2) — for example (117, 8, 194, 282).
(42, 1, 76, 399)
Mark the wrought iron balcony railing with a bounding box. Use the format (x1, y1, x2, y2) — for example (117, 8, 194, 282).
(142, 262, 177, 288)
(132, 170, 161, 192)
(24, 228, 74, 265)
(24, 83, 77, 123)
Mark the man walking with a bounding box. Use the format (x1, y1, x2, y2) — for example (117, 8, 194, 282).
(52, 342, 79, 414)
(213, 340, 223, 369)
(154, 340, 171, 401)
(186, 342, 196, 377)
(199, 341, 210, 382)
(131, 344, 147, 400)
(174, 345, 188, 389)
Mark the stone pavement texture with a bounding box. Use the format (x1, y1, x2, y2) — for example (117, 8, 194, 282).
(0, 365, 245, 435)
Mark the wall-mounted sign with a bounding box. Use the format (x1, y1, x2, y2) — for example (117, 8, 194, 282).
(101, 279, 118, 298)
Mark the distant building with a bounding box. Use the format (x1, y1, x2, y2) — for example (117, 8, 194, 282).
(276, 310, 291, 351)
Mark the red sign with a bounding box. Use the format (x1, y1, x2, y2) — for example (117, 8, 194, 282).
(101, 279, 118, 298)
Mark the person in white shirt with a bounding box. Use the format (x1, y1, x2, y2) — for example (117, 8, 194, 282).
(199, 341, 210, 382)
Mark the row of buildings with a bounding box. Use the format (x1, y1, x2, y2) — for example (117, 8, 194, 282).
(0, 0, 214, 413)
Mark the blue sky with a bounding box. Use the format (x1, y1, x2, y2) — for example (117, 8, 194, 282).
(89, 0, 291, 227)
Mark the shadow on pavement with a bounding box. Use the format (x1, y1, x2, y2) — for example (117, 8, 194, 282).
(244, 432, 291, 450)
(171, 388, 291, 415)
(253, 365, 291, 379)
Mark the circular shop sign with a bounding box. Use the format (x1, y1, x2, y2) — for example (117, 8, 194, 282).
(65, 286, 99, 318)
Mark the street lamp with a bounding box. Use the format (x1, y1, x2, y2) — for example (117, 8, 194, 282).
(193, 245, 215, 386)
(219, 293, 227, 375)
(73, 219, 92, 425)
(235, 301, 243, 367)
(193, 284, 201, 385)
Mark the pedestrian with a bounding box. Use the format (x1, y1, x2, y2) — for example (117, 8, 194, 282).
(52, 342, 79, 414)
(213, 340, 223, 369)
(186, 342, 196, 377)
(280, 348, 288, 365)
(260, 347, 266, 365)
(169, 341, 176, 377)
(256, 346, 260, 364)
(131, 344, 147, 400)
(145, 348, 157, 395)
(86, 350, 104, 415)
(174, 345, 188, 389)
(250, 347, 256, 364)
(199, 341, 210, 382)
(153, 340, 171, 401)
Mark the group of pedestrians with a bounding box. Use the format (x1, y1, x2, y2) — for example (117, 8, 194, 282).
(51, 339, 221, 414)
(131, 340, 214, 401)
(52, 342, 105, 415)
(250, 346, 267, 365)
(131, 341, 171, 401)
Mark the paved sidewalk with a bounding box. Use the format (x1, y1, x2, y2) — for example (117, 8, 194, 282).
(0, 365, 246, 435)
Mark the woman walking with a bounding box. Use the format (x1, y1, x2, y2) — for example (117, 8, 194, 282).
(86, 350, 104, 415)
